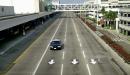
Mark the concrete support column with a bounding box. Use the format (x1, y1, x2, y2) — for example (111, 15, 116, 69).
(42, 19, 44, 24)
(22, 30, 26, 36)
(126, 30, 128, 36)
(121, 29, 123, 33)
(22, 25, 26, 36)
(71, 4, 73, 10)
(123, 30, 125, 35)
(116, 18, 119, 33)
(119, 28, 121, 33)
(47, 15, 50, 19)
(96, 4, 100, 26)
(64, 5, 66, 10)
(107, 20, 109, 28)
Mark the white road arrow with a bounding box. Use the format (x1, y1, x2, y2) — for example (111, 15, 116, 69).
(48, 59, 55, 65)
(71, 59, 79, 65)
(90, 59, 96, 64)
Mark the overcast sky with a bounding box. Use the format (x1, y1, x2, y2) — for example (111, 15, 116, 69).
(59, 0, 86, 4)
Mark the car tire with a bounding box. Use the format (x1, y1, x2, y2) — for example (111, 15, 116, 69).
(50, 48, 52, 50)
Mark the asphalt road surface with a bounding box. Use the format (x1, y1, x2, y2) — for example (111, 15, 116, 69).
(6, 12, 123, 75)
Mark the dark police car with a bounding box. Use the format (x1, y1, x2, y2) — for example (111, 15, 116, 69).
(50, 39, 64, 50)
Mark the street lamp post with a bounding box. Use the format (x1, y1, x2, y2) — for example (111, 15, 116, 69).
(97, 4, 99, 26)
(116, 9, 119, 33)
(85, 2, 87, 23)
(80, 5, 82, 18)
(96, 0, 101, 26)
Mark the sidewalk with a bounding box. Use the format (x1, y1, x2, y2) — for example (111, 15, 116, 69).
(104, 29, 130, 54)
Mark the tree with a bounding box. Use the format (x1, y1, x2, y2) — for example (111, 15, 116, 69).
(108, 11, 117, 29)
(44, 5, 53, 11)
(103, 11, 117, 29)
(101, 7, 106, 16)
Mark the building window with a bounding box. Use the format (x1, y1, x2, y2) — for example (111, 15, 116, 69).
(113, 6, 116, 8)
(128, 22, 130, 26)
(124, 14, 127, 17)
(120, 12, 123, 16)
(128, 14, 130, 17)
(109, 6, 112, 8)
(124, 21, 126, 25)
(101, 0, 108, 1)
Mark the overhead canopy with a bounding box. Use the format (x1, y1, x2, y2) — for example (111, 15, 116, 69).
(0, 12, 55, 31)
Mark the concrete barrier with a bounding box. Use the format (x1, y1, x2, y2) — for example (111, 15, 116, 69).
(79, 18, 130, 75)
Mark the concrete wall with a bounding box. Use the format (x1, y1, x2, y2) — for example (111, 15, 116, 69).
(13, 0, 40, 14)
(0, 6, 14, 16)
(0, 0, 40, 14)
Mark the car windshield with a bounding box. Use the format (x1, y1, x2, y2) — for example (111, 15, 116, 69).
(51, 41, 61, 45)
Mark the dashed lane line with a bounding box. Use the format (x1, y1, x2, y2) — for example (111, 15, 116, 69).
(72, 18, 92, 75)
(32, 19, 63, 75)
(61, 64, 64, 75)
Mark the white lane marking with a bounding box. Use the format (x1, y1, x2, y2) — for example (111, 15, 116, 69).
(48, 59, 55, 65)
(80, 43, 82, 48)
(78, 38, 80, 42)
(62, 51, 65, 60)
(71, 59, 79, 65)
(64, 19, 68, 43)
(72, 18, 92, 75)
(86, 64, 92, 75)
(72, 19, 83, 49)
(61, 64, 64, 75)
(72, 19, 82, 46)
(90, 59, 96, 64)
(32, 19, 63, 75)
(82, 50, 86, 58)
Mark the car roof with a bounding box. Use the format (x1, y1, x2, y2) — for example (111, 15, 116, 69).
(52, 39, 61, 41)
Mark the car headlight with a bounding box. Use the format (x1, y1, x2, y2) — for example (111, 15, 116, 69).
(58, 46, 61, 47)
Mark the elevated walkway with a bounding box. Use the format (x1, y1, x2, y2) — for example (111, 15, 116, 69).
(52, 4, 101, 11)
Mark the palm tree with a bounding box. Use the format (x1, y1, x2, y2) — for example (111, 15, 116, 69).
(108, 11, 117, 29)
(101, 7, 106, 16)
(103, 11, 117, 29)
